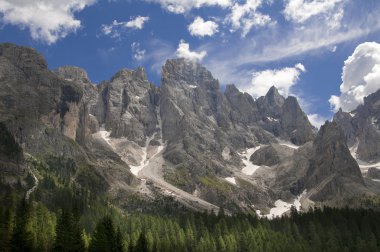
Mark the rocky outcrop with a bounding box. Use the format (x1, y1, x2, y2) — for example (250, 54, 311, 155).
(250, 144, 294, 166)
(96, 68, 159, 145)
(256, 86, 285, 118)
(305, 121, 367, 201)
(224, 84, 259, 124)
(367, 168, 380, 179)
(333, 108, 356, 146)
(0, 43, 83, 141)
(334, 89, 380, 162)
(0, 43, 136, 206)
(279, 96, 315, 145)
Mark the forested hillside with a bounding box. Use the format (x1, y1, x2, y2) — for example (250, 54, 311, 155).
(1, 194, 380, 251)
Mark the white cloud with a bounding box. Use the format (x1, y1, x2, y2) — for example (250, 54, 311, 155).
(131, 42, 146, 61)
(100, 16, 149, 38)
(284, 0, 343, 23)
(226, 0, 272, 37)
(176, 40, 207, 62)
(0, 0, 94, 44)
(147, 0, 232, 14)
(125, 16, 150, 29)
(241, 63, 306, 97)
(307, 114, 329, 128)
(188, 17, 219, 37)
(329, 42, 380, 112)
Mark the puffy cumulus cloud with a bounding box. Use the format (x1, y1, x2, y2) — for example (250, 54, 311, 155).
(284, 0, 343, 24)
(307, 114, 329, 128)
(188, 17, 219, 37)
(228, 0, 272, 37)
(147, 0, 231, 14)
(226, 0, 272, 37)
(100, 16, 149, 38)
(242, 63, 306, 97)
(131, 42, 146, 61)
(176, 40, 207, 62)
(227, 0, 272, 37)
(329, 42, 380, 112)
(125, 16, 150, 29)
(0, 0, 94, 44)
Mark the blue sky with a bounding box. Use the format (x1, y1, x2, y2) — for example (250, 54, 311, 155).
(1, 0, 380, 127)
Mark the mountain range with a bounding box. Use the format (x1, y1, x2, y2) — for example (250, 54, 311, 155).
(1, 43, 380, 217)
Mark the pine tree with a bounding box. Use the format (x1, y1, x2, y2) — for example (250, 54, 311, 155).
(11, 200, 33, 252)
(54, 209, 85, 252)
(89, 216, 117, 252)
(115, 227, 124, 252)
(133, 233, 148, 252)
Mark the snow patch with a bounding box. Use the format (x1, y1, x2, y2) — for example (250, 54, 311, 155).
(188, 85, 197, 89)
(98, 128, 113, 147)
(293, 190, 307, 211)
(240, 146, 261, 175)
(225, 177, 236, 185)
(350, 140, 380, 174)
(260, 190, 307, 220)
(267, 117, 279, 122)
(278, 140, 300, 149)
(372, 179, 380, 182)
(130, 106, 166, 177)
(358, 161, 380, 174)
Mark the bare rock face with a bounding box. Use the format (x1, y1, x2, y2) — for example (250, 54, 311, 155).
(0, 44, 136, 202)
(332, 108, 356, 146)
(280, 96, 316, 145)
(250, 144, 293, 166)
(256, 86, 285, 118)
(333, 89, 380, 162)
(367, 168, 380, 179)
(224, 84, 259, 124)
(96, 68, 159, 144)
(54, 66, 99, 144)
(305, 121, 367, 202)
(160, 59, 236, 180)
(0, 43, 83, 141)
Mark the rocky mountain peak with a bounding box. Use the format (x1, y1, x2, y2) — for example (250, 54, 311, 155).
(280, 96, 315, 145)
(110, 68, 147, 83)
(265, 86, 285, 107)
(256, 85, 285, 118)
(224, 84, 240, 95)
(0, 43, 47, 76)
(54, 66, 91, 85)
(305, 121, 365, 201)
(162, 58, 219, 91)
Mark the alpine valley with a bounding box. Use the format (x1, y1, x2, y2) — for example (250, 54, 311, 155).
(1, 43, 380, 251)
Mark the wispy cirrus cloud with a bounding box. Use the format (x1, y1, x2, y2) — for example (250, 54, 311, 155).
(100, 16, 150, 38)
(145, 0, 232, 14)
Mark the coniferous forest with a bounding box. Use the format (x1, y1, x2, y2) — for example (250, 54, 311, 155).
(2, 191, 380, 252)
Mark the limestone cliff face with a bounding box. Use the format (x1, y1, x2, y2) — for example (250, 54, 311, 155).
(305, 121, 366, 201)
(280, 96, 315, 145)
(0, 43, 83, 141)
(334, 89, 380, 162)
(96, 68, 159, 145)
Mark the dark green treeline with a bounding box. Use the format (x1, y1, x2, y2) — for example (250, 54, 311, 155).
(1, 198, 380, 252)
